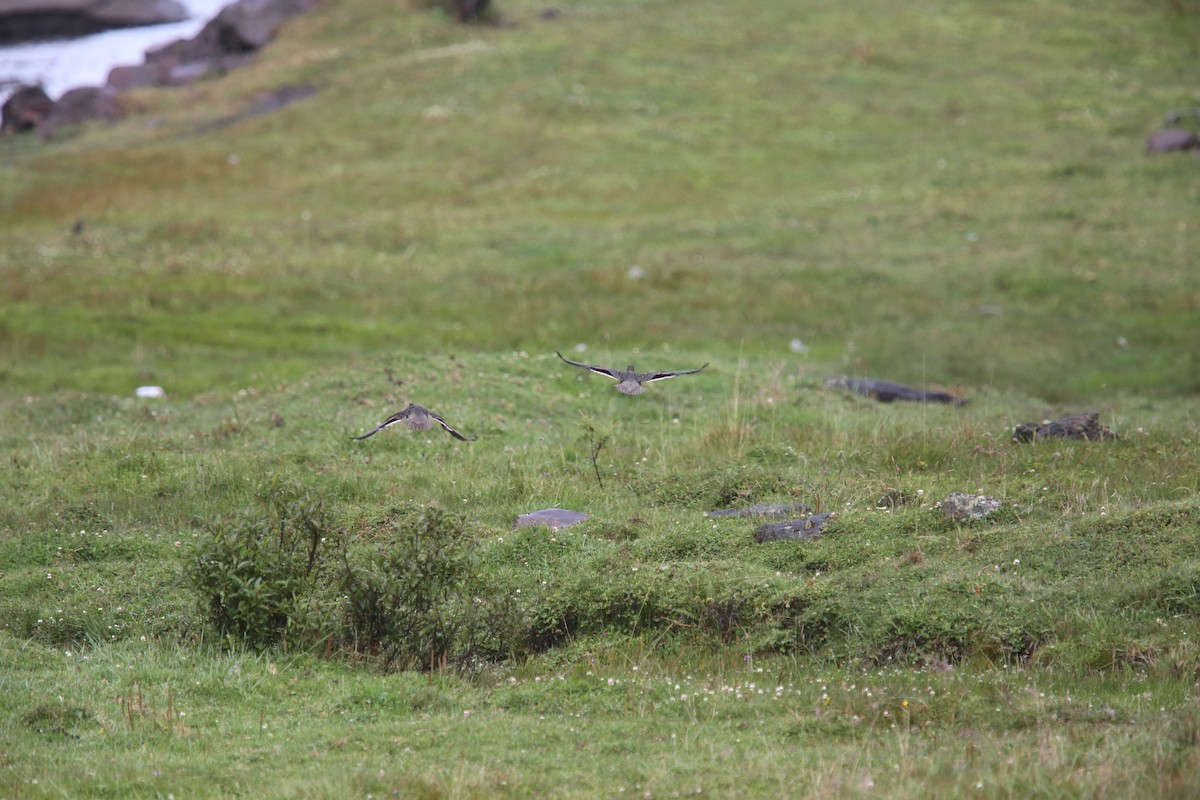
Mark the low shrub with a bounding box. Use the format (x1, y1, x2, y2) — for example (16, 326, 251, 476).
(185, 476, 334, 649)
(340, 507, 469, 670)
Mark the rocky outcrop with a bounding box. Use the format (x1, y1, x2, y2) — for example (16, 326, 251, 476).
(0, 0, 187, 45)
(1, 84, 53, 132)
(39, 86, 123, 137)
(112, 0, 320, 91)
(6, 0, 322, 137)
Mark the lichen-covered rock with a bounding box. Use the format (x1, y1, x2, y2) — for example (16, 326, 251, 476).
(936, 493, 1001, 521)
(755, 512, 836, 543)
(1012, 411, 1117, 443)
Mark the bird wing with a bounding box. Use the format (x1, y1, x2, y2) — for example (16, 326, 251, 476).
(642, 363, 709, 383)
(350, 407, 411, 440)
(428, 409, 473, 441)
(555, 351, 620, 381)
(351, 424, 386, 440)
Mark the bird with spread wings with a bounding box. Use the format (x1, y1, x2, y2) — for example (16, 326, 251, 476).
(555, 351, 708, 395)
(352, 403, 473, 441)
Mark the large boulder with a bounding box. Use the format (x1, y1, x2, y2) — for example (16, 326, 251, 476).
(0, 0, 188, 45)
(1, 84, 54, 133)
(39, 86, 123, 137)
(147, 0, 319, 63)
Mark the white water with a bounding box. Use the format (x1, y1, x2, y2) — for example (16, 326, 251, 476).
(0, 0, 230, 102)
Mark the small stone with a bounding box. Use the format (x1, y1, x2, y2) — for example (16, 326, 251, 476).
(754, 512, 836, 543)
(935, 493, 1001, 521)
(515, 508, 590, 531)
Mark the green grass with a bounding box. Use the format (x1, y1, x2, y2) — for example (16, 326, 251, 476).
(2, 0, 1200, 796)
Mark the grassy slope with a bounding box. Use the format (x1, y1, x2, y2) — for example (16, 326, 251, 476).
(1, 0, 1197, 398)
(2, 0, 1200, 797)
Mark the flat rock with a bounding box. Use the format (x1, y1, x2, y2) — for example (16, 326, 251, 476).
(936, 493, 1001, 521)
(754, 512, 836, 543)
(1146, 128, 1200, 154)
(825, 376, 966, 406)
(707, 502, 813, 519)
(515, 508, 590, 531)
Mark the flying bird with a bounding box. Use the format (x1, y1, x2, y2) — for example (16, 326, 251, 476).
(352, 403, 473, 441)
(555, 351, 708, 395)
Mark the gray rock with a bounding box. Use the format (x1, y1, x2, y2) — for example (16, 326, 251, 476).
(754, 512, 836, 543)
(1146, 128, 1200, 154)
(1012, 411, 1117, 443)
(515, 508, 590, 531)
(936, 493, 1001, 521)
(39, 86, 122, 137)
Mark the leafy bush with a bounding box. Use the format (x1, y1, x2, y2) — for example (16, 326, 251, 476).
(340, 507, 481, 671)
(185, 477, 334, 649)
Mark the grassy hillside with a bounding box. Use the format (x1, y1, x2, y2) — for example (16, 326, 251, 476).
(2, 0, 1197, 398)
(2, 0, 1200, 797)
